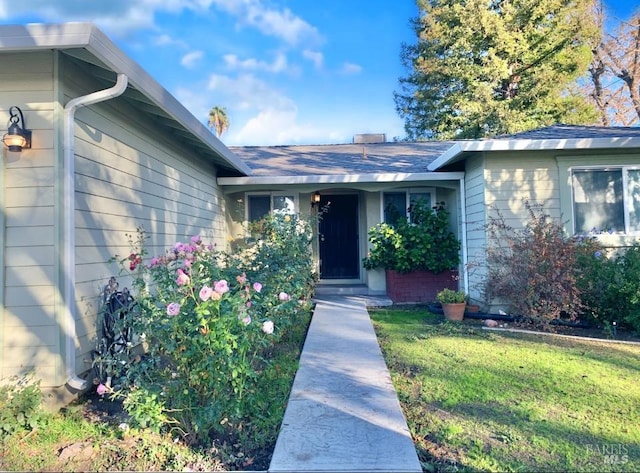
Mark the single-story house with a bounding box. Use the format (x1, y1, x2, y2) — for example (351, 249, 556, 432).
(2, 23, 640, 401)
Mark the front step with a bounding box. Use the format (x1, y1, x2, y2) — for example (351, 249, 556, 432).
(314, 284, 376, 296)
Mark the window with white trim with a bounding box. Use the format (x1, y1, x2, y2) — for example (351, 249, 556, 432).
(572, 167, 640, 234)
(383, 189, 434, 224)
(246, 193, 296, 222)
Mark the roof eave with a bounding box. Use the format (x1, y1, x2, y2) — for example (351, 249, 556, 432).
(428, 137, 640, 170)
(218, 171, 465, 187)
(0, 23, 252, 176)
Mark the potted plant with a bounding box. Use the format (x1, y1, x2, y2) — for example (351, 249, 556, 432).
(362, 201, 461, 303)
(436, 288, 467, 321)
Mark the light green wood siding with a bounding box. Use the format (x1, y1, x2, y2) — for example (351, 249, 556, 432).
(484, 152, 561, 225)
(464, 154, 487, 304)
(1, 51, 60, 385)
(61, 57, 226, 375)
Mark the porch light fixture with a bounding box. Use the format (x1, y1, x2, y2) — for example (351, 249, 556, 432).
(3, 106, 32, 152)
(311, 191, 321, 208)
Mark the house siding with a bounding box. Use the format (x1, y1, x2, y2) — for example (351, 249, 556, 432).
(464, 154, 487, 304)
(1, 51, 60, 383)
(470, 151, 561, 312)
(484, 152, 561, 223)
(2, 51, 229, 389)
(61, 57, 227, 379)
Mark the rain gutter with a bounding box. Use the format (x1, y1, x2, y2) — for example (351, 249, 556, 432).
(63, 73, 128, 390)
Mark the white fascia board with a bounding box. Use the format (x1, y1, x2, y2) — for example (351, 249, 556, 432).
(218, 171, 465, 187)
(429, 137, 640, 170)
(0, 22, 94, 49)
(427, 143, 464, 171)
(459, 136, 640, 152)
(0, 23, 251, 176)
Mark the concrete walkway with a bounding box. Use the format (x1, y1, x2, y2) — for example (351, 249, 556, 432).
(269, 296, 422, 473)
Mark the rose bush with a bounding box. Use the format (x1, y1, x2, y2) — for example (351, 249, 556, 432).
(110, 211, 315, 444)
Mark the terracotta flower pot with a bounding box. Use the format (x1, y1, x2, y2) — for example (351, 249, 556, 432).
(442, 302, 466, 321)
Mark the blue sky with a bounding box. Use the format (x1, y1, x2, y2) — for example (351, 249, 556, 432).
(0, 0, 638, 146)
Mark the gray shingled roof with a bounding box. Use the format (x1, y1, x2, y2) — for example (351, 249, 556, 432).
(230, 141, 454, 176)
(231, 125, 640, 177)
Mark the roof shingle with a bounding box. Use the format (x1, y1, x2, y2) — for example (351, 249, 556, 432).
(231, 141, 454, 176)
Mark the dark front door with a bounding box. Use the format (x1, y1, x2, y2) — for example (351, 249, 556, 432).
(319, 194, 360, 279)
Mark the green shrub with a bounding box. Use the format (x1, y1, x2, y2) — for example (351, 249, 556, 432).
(436, 288, 467, 304)
(363, 201, 460, 273)
(575, 242, 640, 334)
(614, 245, 640, 333)
(574, 238, 620, 326)
(0, 374, 44, 436)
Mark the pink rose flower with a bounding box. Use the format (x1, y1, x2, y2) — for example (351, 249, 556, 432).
(241, 315, 251, 325)
(148, 257, 160, 268)
(176, 268, 190, 286)
(236, 273, 247, 284)
(214, 279, 229, 294)
(279, 292, 290, 301)
(246, 301, 252, 308)
(199, 285, 212, 301)
(97, 383, 107, 396)
(262, 320, 274, 334)
(253, 282, 263, 293)
(191, 235, 201, 244)
(167, 302, 181, 316)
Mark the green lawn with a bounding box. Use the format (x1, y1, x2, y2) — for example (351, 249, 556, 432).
(371, 307, 640, 473)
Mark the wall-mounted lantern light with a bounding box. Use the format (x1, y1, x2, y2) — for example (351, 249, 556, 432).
(2, 106, 32, 152)
(311, 191, 321, 208)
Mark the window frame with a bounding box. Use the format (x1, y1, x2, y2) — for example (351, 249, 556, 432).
(245, 192, 298, 224)
(380, 188, 436, 224)
(570, 165, 640, 235)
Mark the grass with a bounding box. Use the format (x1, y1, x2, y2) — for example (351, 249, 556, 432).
(0, 311, 311, 472)
(370, 307, 640, 473)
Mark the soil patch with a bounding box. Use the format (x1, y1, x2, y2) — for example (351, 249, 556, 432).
(64, 390, 273, 471)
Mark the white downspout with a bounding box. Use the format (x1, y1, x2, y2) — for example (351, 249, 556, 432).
(459, 175, 469, 295)
(64, 74, 128, 390)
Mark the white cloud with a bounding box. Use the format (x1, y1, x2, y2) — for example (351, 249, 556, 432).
(0, 0, 210, 35)
(176, 72, 338, 145)
(223, 52, 288, 73)
(210, 0, 323, 46)
(206, 72, 293, 110)
(303, 50, 324, 69)
(341, 62, 363, 75)
(181, 50, 204, 68)
(154, 34, 188, 48)
(0, 0, 140, 32)
(0, 0, 323, 47)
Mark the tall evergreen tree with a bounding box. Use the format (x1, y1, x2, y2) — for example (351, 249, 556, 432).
(395, 0, 600, 140)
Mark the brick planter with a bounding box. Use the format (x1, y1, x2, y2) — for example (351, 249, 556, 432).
(385, 269, 459, 304)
